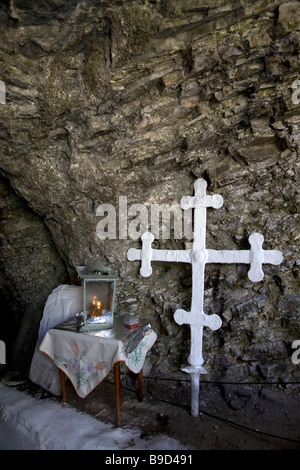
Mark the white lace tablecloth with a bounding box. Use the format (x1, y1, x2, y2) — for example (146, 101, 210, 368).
(39, 322, 156, 398)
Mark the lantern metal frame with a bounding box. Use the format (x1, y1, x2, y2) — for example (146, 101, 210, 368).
(76, 264, 116, 331)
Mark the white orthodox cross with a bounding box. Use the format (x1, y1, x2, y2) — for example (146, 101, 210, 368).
(127, 178, 283, 417)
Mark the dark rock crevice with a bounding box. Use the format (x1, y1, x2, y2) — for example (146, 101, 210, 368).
(0, 173, 70, 373)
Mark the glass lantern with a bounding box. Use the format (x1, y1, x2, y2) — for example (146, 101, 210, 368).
(76, 262, 116, 331)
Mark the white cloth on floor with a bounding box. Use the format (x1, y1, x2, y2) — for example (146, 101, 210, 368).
(29, 285, 82, 396)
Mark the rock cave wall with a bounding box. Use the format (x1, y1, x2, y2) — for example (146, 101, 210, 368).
(0, 173, 69, 372)
(0, 0, 299, 382)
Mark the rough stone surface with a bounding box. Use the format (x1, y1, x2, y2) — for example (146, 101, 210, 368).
(0, 174, 69, 372)
(0, 0, 299, 383)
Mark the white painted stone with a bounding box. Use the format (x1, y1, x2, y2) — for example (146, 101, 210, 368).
(127, 178, 283, 417)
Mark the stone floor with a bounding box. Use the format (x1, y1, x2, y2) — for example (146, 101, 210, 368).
(2, 366, 299, 450)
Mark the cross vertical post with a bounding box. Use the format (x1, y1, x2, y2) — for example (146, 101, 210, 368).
(127, 178, 283, 417)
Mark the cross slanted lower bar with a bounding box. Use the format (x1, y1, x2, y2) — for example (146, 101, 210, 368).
(127, 178, 283, 417)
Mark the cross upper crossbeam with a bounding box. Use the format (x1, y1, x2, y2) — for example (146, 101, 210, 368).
(127, 232, 282, 283)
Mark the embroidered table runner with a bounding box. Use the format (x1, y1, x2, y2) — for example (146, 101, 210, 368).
(39, 321, 156, 398)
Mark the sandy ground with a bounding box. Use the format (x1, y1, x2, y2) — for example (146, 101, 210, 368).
(2, 367, 299, 451)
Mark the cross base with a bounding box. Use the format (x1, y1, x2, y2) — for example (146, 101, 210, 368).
(181, 365, 207, 417)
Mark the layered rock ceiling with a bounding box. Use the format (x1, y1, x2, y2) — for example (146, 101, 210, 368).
(0, 0, 299, 380)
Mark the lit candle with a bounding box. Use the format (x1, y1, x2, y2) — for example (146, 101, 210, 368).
(97, 301, 101, 309)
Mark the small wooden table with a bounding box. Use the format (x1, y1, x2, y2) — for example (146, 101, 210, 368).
(40, 320, 156, 426)
(58, 362, 144, 426)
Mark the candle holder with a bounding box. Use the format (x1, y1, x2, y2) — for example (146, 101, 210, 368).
(76, 262, 116, 331)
